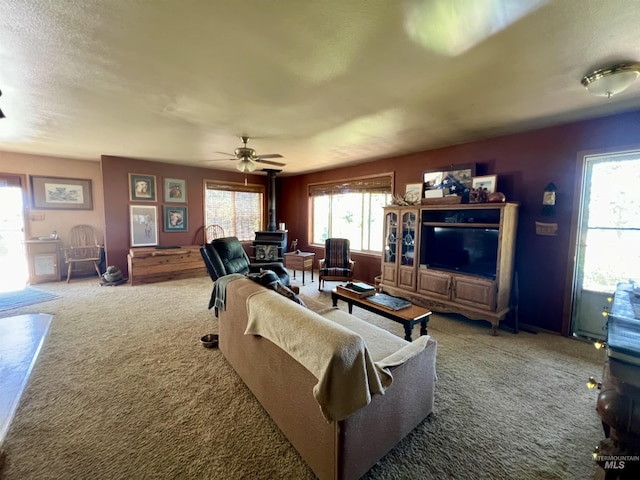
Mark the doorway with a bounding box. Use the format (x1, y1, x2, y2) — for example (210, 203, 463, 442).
(571, 151, 640, 340)
(0, 175, 29, 292)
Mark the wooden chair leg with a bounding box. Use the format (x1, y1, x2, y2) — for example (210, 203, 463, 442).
(67, 262, 73, 283)
(93, 261, 101, 277)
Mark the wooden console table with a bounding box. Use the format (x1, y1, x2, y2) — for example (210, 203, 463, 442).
(127, 245, 207, 285)
(284, 251, 315, 285)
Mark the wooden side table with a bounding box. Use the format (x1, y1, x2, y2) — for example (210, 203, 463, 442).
(284, 251, 315, 286)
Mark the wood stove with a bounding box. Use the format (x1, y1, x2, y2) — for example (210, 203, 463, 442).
(251, 168, 288, 263)
(253, 231, 288, 263)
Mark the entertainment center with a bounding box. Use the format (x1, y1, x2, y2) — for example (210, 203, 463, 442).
(380, 203, 518, 334)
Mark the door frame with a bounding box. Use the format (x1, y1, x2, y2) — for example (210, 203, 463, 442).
(0, 172, 30, 237)
(561, 143, 640, 336)
(0, 173, 31, 290)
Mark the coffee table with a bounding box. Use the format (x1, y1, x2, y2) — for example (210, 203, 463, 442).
(331, 287, 432, 341)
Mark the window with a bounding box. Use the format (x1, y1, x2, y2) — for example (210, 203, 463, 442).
(578, 153, 640, 292)
(310, 175, 393, 253)
(204, 180, 265, 241)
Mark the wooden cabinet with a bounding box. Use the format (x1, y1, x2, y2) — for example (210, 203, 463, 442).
(24, 239, 62, 284)
(381, 207, 419, 290)
(127, 245, 207, 285)
(381, 203, 518, 334)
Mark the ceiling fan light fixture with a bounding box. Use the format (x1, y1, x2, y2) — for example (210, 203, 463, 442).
(236, 158, 256, 173)
(581, 62, 640, 98)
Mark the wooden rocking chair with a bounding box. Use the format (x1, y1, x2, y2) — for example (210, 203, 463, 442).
(205, 224, 225, 243)
(64, 225, 103, 283)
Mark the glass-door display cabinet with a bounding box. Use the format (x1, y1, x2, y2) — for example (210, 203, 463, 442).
(381, 207, 418, 290)
(381, 210, 398, 284)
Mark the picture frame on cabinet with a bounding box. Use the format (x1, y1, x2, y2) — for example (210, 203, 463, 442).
(471, 174, 498, 194)
(129, 173, 157, 202)
(423, 163, 476, 197)
(130, 205, 158, 246)
(404, 183, 423, 204)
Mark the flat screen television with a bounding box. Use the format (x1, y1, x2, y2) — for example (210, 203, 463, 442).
(421, 226, 499, 279)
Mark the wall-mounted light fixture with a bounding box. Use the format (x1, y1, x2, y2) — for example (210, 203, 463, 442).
(581, 62, 640, 98)
(542, 182, 557, 216)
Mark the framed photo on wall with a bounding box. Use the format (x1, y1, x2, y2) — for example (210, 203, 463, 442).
(164, 205, 188, 232)
(129, 173, 157, 202)
(30, 175, 93, 210)
(164, 178, 186, 203)
(130, 205, 158, 246)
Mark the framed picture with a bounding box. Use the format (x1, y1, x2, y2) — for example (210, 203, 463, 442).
(130, 205, 158, 246)
(164, 205, 188, 232)
(471, 174, 498, 194)
(30, 175, 93, 210)
(164, 178, 186, 203)
(422, 171, 443, 191)
(129, 173, 157, 202)
(423, 163, 476, 197)
(404, 183, 423, 204)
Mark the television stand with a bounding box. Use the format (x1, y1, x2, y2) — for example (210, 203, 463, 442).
(380, 203, 519, 334)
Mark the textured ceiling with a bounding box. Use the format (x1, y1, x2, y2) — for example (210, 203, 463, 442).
(1, 0, 640, 175)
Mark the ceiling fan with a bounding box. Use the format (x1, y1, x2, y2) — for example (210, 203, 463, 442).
(209, 136, 285, 172)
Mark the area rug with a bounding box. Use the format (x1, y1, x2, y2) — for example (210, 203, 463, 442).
(0, 288, 60, 313)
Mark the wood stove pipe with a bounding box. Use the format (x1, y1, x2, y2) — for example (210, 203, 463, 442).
(263, 169, 281, 232)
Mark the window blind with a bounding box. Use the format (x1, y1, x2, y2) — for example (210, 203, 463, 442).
(204, 180, 265, 241)
(308, 174, 393, 196)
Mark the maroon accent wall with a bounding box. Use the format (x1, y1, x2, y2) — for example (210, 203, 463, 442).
(101, 155, 268, 276)
(280, 109, 640, 334)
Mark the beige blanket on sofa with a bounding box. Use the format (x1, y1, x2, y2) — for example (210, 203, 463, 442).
(245, 290, 428, 422)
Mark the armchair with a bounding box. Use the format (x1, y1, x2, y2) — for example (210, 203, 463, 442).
(200, 236, 293, 287)
(318, 238, 355, 290)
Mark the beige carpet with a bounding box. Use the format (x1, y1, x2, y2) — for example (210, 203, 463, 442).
(0, 275, 605, 479)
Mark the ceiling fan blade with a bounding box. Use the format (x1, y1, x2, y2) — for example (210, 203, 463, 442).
(257, 153, 283, 159)
(212, 151, 236, 157)
(256, 159, 286, 166)
(206, 158, 236, 162)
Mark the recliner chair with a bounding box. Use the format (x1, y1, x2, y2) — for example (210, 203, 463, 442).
(200, 236, 293, 287)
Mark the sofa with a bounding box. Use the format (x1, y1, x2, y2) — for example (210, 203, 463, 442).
(218, 277, 437, 480)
